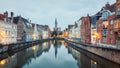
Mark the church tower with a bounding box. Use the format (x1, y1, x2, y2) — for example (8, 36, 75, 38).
(55, 18, 58, 28)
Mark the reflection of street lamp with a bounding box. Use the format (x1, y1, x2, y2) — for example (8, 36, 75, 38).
(43, 42, 47, 46)
(32, 46, 37, 50)
(91, 60, 97, 68)
(0, 59, 7, 65)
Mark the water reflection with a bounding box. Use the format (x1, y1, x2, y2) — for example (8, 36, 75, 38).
(52, 40, 62, 58)
(0, 40, 119, 68)
(68, 46, 120, 68)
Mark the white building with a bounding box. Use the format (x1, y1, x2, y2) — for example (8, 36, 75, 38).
(91, 25, 97, 44)
(42, 30, 48, 39)
(76, 20, 82, 40)
(0, 12, 17, 45)
(69, 21, 81, 41)
(32, 24, 39, 40)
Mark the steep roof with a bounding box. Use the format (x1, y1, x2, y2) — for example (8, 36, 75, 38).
(13, 16, 31, 27)
(95, 11, 102, 16)
(103, 3, 116, 12)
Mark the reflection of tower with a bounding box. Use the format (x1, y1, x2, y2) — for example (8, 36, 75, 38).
(54, 40, 58, 58)
(53, 40, 62, 58)
(55, 46, 57, 58)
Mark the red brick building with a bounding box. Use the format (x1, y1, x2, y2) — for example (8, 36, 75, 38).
(81, 15, 91, 43)
(114, 0, 120, 47)
(95, 2, 116, 47)
(107, 15, 116, 45)
(96, 15, 116, 46)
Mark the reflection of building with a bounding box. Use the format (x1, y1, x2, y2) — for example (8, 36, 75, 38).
(53, 40, 62, 58)
(16, 45, 44, 68)
(68, 46, 95, 68)
(67, 47, 81, 67)
(0, 11, 17, 44)
(67, 45, 120, 68)
(0, 55, 17, 68)
(42, 42, 50, 52)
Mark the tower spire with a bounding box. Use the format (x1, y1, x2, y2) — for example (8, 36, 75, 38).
(55, 18, 58, 28)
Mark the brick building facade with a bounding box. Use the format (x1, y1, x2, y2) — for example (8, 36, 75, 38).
(114, 0, 120, 47)
(107, 15, 116, 45)
(81, 16, 91, 43)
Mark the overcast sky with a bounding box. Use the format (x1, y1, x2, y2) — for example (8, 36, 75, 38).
(0, 0, 115, 30)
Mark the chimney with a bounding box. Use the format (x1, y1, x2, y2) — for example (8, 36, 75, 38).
(87, 13, 89, 17)
(32, 23, 35, 27)
(11, 12, 14, 23)
(106, 2, 110, 7)
(4, 11, 8, 22)
(11, 12, 14, 17)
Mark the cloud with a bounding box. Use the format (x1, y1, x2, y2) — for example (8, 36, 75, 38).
(0, 0, 115, 30)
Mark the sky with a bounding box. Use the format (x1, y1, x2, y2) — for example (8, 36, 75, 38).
(0, 0, 115, 31)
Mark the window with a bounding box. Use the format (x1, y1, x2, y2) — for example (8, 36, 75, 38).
(9, 31, 10, 35)
(118, 7, 120, 15)
(97, 24, 100, 27)
(6, 30, 7, 35)
(110, 38, 113, 44)
(103, 37, 106, 43)
(110, 29, 113, 34)
(103, 29, 108, 36)
(110, 20, 113, 25)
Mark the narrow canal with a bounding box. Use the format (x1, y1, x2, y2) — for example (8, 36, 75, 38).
(0, 40, 119, 68)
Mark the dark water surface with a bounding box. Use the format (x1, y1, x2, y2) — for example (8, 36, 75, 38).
(0, 40, 119, 68)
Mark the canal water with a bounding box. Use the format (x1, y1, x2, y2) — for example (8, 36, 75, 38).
(0, 40, 119, 68)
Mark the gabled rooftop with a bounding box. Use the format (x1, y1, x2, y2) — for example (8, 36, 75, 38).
(102, 3, 116, 12)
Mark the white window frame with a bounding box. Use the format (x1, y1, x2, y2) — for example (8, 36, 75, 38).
(110, 20, 113, 25)
(110, 29, 113, 34)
